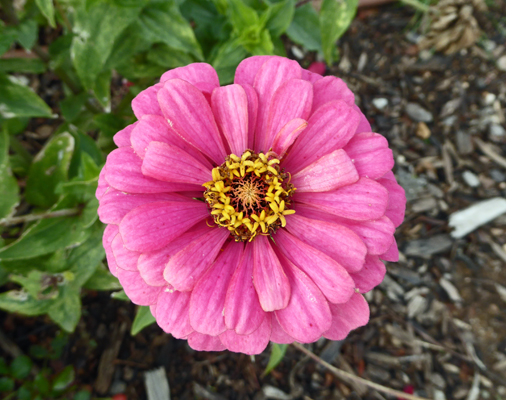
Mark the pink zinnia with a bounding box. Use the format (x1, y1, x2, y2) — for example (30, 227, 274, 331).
(97, 56, 406, 354)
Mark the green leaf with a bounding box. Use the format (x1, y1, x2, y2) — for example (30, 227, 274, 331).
(60, 93, 89, 122)
(265, 0, 295, 37)
(0, 129, 19, 219)
(211, 38, 248, 84)
(320, 0, 358, 65)
(17, 385, 32, 400)
(35, 0, 56, 27)
(52, 365, 75, 391)
(286, 3, 322, 52)
(131, 306, 156, 335)
(71, 1, 143, 89)
(83, 264, 121, 291)
(229, 0, 259, 32)
(34, 372, 50, 395)
(137, 1, 204, 61)
(147, 44, 194, 69)
(48, 286, 81, 332)
(10, 355, 32, 379)
(16, 19, 38, 50)
(9, 271, 53, 300)
(264, 343, 288, 375)
(25, 132, 75, 208)
(74, 391, 91, 400)
(0, 58, 46, 74)
(0, 290, 54, 315)
(0, 25, 18, 56)
(0, 357, 8, 374)
(93, 113, 127, 138)
(0, 377, 14, 392)
(0, 73, 53, 119)
(111, 290, 129, 301)
(92, 69, 111, 111)
(0, 197, 93, 261)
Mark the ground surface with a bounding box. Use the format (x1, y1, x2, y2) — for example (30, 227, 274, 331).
(2, 3, 506, 400)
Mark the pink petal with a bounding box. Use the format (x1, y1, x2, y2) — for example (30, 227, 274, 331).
(155, 289, 193, 339)
(301, 68, 324, 83)
(113, 122, 137, 147)
(354, 104, 372, 134)
(224, 243, 266, 335)
(349, 255, 386, 293)
(142, 141, 211, 185)
(240, 84, 258, 149)
(294, 177, 389, 221)
(270, 316, 295, 344)
(189, 242, 243, 336)
(253, 57, 302, 152)
(137, 224, 211, 287)
(103, 224, 119, 277)
(252, 236, 291, 312)
(378, 174, 406, 227)
(160, 63, 220, 89)
(150, 304, 156, 318)
(116, 268, 161, 306)
(291, 149, 359, 193)
(98, 189, 188, 225)
(119, 200, 209, 253)
(219, 314, 271, 355)
(307, 62, 326, 75)
(282, 100, 360, 175)
(271, 118, 308, 158)
(104, 147, 200, 193)
(323, 293, 370, 340)
(343, 132, 394, 179)
(164, 228, 230, 291)
(188, 332, 225, 352)
(275, 229, 355, 304)
(311, 76, 355, 112)
(274, 256, 331, 343)
(379, 237, 399, 262)
(234, 56, 275, 86)
(264, 79, 313, 151)
(285, 213, 367, 273)
(131, 83, 163, 119)
(96, 168, 108, 200)
(157, 79, 226, 165)
(211, 85, 249, 155)
(111, 234, 139, 271)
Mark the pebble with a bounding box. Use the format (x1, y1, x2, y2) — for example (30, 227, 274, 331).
(449, 197, 506, 238)
(407, 295, 428, 318)
(358, 52, 368, 72)
(497, 55, 506, 72)
(404, 234, 453, 258)
(489, 124, 505, 137)
(462, 170, 480, 187)
(434, 389, 446, 400)
(416, 121, 431, 139)
(262, 386, 291, 400)
(406, 103, 433, 122)
(483, 92, 496, 106)
(419, 49, 432, 61)
(372, 98, 388, 110)
(490, 169, 505, 182)
(456, 131, 473, 155)
(440, 278, 463, 303)
(290, 46, 304, 60)
(411, 197, 437, 213)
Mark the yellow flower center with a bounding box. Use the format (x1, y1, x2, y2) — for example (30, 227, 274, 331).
(203, 150, 296, 242)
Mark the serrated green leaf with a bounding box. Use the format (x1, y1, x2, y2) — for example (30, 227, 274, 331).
(0, 58, 46, 73)
(35, 0, 56, 27)
(320, 0, 358, 65)
(286, 3, 322, 52)
(229, 0, 259, 32)
(0, 73, 53, 119)
(265, 0, 295, 37)
(0, 129, 19, 219)
(16, 19, 38, 50)
(51, 365, 75, 391)
(25, 132, 75, 208)
(83, 264, 121, 291)
(48, 286, 81, 332)
(131, 306, 156, 335)
(11, 356, 32, 379)
(264, 343, 288, 375)
(71, 1, 142, 89)
(0, 196, 93, 261)
(137, 1, 203, 61)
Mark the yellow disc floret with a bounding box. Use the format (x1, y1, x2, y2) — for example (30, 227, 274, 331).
(203, 150, 296, 242)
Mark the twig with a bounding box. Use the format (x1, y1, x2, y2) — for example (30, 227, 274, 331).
(291, 342, 432, 400)
(474, 137, 506, 169)
(0, 208, 81, 227)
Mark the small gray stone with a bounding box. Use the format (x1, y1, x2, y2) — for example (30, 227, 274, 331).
(489, 124, 506, 137)
(462, 170, 480, 188)
(497, 55, 506, 72)
(490, 169, 505, 182)
(372, 98, 388, 110)
(404, 234, 453, 258)
(456, 131, 473, 155)
(406, 103, 433, 122)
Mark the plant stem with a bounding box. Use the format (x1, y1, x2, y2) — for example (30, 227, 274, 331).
(401, 0, 430, 12)
(291, 342, 432, 400)
(0, 208, 81, 227)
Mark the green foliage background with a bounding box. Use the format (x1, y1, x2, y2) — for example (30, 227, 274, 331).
(0, 0, 358, 337)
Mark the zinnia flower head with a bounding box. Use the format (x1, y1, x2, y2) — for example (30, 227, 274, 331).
(97, 56, 406, 354)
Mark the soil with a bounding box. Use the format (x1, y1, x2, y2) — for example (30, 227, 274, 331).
(2, 2, 506, 400)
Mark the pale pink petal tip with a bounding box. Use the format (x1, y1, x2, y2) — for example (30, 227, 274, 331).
(98, 56, 406, 354)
